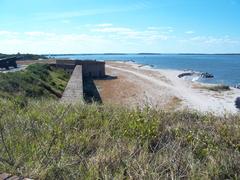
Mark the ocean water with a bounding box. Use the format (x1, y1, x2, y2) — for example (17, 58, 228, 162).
(50, 54, 240, 86)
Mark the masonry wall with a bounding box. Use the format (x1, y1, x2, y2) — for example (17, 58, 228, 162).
(80, 63, 105, 78)
(56, 59, 106, 78)
(60, 65, 83, 104)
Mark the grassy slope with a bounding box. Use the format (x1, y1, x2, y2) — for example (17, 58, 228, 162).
(0, 64, 70, 103)
(0, 63, 239, 179)
(0, 100, 239, 179)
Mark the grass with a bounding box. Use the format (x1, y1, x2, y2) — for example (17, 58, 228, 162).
(0, 64, 239, 179)
(0, 100, 239, 179)
(0, 63, 70, 103)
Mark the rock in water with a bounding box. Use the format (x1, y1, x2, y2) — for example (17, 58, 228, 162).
(200, 72, 214, 78)
(235, 84, 240, 89)
(178, 72, 214, 79)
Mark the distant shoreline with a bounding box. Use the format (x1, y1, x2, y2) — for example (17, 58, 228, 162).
(46, 53, 240, 56)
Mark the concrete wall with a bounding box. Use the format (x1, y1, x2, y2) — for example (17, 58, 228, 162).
(60, 65, 83, 104)
(56, 59, 105, 78)
(80, 62, 105, 78)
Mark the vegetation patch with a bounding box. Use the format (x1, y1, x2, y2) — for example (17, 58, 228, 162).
(201, 85, 231, 92)
(0, 64, 70, 103)
(0, 101, 239, 179)
(0, 53, 47, 60)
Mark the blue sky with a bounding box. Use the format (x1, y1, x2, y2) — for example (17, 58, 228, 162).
(0, 0, 239, 54)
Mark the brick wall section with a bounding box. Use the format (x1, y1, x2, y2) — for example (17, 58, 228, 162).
(60, 65, 84, 104)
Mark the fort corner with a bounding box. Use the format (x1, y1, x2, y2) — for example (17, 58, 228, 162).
(56, 59, 105, 78)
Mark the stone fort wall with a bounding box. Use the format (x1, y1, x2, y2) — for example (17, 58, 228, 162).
(56, 59, 105, 78)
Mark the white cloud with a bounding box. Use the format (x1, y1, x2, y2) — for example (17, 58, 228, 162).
(91, 25, 172, 42)
(189, 35, 240, 44)
(0, 27, 172, 54)
(147, 26, 174, 33)
(25, 31, 56, 37)
(0, 26, 239, 54)
(96, 23, 113, 27)
(93, 27, 132, 33)
(61, 20, 71, 24)
(185, 30, 195, 34)
(0, 31, 121, 54)
(0, 30, 19, 36)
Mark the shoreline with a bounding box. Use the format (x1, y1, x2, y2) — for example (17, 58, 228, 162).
(114, 60, 239, 88)
(95, 61, 240, 115)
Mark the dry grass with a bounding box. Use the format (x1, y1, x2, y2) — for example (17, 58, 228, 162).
(165, 96, 183, 110)
(194, 84, 231, 92)
(0, 99, 239, 179)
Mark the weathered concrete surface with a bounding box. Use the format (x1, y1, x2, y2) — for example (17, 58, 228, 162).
(60, 65, 84, 104)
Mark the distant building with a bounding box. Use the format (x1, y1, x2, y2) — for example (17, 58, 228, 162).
(56, 59, 105, 78)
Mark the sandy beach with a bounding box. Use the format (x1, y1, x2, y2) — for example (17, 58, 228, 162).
(94, 61, 240, 115)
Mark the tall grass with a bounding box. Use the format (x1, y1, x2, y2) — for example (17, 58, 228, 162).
(0, 99, 239, 179)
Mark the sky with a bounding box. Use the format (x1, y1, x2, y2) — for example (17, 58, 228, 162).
(0, 0, 240, 54)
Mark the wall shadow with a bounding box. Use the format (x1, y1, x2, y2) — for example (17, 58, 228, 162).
(83, 78, 102, 103)
(83, 75, 118, 104)
(94, 75, 118, 80)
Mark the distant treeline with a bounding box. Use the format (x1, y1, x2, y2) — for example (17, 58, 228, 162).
(0, 53, 48, 60)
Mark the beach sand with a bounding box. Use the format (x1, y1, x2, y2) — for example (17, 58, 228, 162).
(94, 61, 240, 115)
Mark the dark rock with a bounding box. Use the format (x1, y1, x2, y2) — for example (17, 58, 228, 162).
(235, 84, 240, 89)
(178, 72, 194, 78)
(200, 72, 214, 78)
(178, 71, 214, 79)
(235, 97, 240, 110)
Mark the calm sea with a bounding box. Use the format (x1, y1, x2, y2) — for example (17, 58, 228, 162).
(50, 54, 240, 86)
